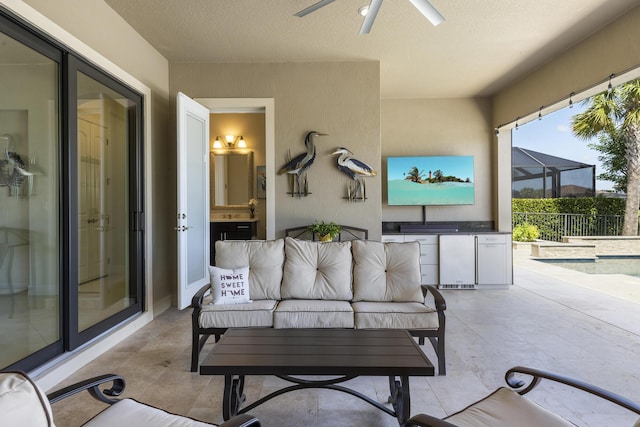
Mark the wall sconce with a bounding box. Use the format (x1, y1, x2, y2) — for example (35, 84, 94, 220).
(212, 135, 247, 149)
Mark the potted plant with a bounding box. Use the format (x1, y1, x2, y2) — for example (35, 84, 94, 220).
(307, 221, 341, 242)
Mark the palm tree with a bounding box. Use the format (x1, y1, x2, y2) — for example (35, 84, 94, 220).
(572, 79, 640, 235)
(405, 166, 425, 183)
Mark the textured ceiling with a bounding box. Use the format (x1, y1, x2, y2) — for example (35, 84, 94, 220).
(104, 0, 640, 98)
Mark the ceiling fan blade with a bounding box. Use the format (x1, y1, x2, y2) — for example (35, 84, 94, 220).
(408, 0, 445, 26)
(359, 0, 384, 35)
(294, 0, 336, 17)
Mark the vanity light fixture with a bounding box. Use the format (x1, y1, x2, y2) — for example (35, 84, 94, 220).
(212, 135, 247, 149)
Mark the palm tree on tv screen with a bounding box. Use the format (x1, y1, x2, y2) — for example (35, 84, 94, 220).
(405, 166, 425, 183)
(572, 78, 640, 236)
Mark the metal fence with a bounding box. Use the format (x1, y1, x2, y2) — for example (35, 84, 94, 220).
(512, 212, 625, 242)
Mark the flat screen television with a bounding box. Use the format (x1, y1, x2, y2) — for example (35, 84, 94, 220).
(387, 155, 475, 206)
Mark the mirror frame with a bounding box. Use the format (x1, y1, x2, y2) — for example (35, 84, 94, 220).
(210, 151, 254, 208)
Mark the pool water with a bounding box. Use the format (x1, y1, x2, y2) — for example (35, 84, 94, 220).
(537, 256, 640, 277)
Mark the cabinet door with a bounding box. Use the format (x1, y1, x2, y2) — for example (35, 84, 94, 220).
(439, 235, 475, 285)
(477, 239, 508, 285)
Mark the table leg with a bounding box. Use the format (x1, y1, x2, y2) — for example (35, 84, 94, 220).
(222, 374, 246, 420)
(388, 375, 411, 426)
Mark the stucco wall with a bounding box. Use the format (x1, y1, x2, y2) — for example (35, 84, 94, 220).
(170, 61, 382, 239)
(381, 98, 493, 223)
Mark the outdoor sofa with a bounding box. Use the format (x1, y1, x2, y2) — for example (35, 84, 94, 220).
(191, 236, 447, 374)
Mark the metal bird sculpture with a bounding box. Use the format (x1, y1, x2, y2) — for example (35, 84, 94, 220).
(330, 147, 376, 201)
(279, 131, 327, 196)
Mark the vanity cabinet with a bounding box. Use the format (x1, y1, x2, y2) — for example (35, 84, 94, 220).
(210, 221, 257, 264)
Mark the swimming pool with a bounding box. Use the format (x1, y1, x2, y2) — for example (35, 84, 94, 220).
(537, 256, 640, 277)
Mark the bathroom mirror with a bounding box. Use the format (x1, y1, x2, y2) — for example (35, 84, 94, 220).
(210, 151, 253, 207)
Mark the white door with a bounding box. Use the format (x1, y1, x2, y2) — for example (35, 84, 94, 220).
(177, 92, 210, 309)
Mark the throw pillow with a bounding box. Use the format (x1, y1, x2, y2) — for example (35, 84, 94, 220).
(209, 265, 251, 305)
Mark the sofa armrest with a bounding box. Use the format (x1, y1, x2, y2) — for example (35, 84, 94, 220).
(47, 374, 125, 405)
(191, 283, 211, 309)
(220, 414, 262, 427)
(421, 285, 446, 311)
(505, 366, 640, 415)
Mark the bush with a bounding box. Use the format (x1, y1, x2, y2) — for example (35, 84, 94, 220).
(512, 223, 540, 242)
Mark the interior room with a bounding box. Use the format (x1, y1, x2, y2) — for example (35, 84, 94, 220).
(1, 0, 640, 425)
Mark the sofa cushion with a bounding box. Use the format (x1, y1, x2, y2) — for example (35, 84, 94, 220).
(0, 372, 53, 427)
(281, 237, 353, 300)
(352, 240, 423, 303)
(199, 300, 277, 329)
(352, 301, 439, 329)
(274, 299, 354, 328)
(85, 398, 214, 426)
(209, 266, 251, 305)
(444, 387, 575, 427)
(215, 239, 284, 300)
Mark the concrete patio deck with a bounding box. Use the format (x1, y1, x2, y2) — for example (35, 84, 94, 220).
(51, 245, 640, 426)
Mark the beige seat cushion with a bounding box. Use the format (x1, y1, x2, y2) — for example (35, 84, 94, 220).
(85, 398, 213, 426)
(352, 301, 439, 329)
(199, 299, 278, 328)
(281, 237, 353, 301)
(352, 240, 423, 303)
(0, 372, 53, 427)
(445, 387, 575, 427)
(274, 299, 354, 328)
(214, 239, 284, 300)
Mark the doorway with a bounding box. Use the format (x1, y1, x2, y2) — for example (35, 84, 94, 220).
(195, 98, 275, 240)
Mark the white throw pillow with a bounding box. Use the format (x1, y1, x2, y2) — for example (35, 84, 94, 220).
(209, 266, 252, 305)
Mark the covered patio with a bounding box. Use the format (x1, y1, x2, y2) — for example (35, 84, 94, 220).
(50, 247, 640, 426)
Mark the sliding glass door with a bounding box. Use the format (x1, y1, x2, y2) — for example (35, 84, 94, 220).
(0, 18, 62, 370)
(0, 10, 144, 370)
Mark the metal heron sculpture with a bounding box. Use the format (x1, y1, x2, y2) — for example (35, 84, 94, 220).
(278, 131, 327, 196)
(331, 147, 376, 201)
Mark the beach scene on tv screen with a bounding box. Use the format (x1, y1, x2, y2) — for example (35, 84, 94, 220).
(387, 156, 475, 205)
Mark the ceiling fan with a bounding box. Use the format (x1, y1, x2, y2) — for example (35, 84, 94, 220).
(294, 0, 445, 35)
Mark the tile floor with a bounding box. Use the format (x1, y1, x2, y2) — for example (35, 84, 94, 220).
(51, 247, 640, 426)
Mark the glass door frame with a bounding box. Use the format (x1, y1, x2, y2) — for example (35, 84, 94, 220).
(65, 54, 145, 351)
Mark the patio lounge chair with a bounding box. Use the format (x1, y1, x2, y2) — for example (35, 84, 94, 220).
(0, 371, 260, 426)
(406, 366, 640, 427)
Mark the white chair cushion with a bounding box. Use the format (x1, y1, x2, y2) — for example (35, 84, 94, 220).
(0, 372, 54, 427)
(199, 299, 278, 328)
(352, 240, 423, 303)
(445, 387, 576, 427)
(84, 398, 214, 426)
(214, 239, 284, 300)
(281, 237, 353, 301)
(274, 299, 354, 328)
(352, 301, 439, 329)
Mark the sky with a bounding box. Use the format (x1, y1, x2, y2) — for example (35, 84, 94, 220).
(512, 104, 616, 191)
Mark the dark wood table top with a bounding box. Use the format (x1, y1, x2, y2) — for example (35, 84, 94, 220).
(200, 328, 434, 377)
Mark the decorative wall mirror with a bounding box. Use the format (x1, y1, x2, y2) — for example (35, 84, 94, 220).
(210, 151, 253, 207)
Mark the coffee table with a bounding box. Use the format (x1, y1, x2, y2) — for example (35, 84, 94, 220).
(199, 328, 434, 426)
